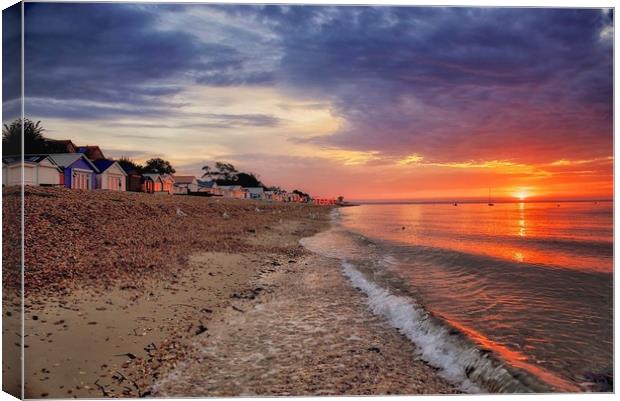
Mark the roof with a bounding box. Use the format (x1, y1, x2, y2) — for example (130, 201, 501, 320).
(197, 180, 215, 188)
(3, 155, 64, 172)
(76, 145, 106, 160)
(47, 153, 100, 172)
(173, 175, 197, 184)
(245, 187, 264, 194)
(47, 139, 77, 153)
(93, 159, 115, 172)
(218, 185, 242, 190)
(142, 173, 164, 183)
(4, 155, 49, 164)
(120, 163, 140, 175)
(93, 159, 127, 175)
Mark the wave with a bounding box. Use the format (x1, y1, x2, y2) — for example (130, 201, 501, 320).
(424, 230, 613, 257)
(384, 241, 613, 280)
(300, 210, 589, 393)
(340, 260, 556, 393)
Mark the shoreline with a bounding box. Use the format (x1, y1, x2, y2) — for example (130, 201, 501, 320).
(153, 251, 457, 397)
(6, 187, 457, 397)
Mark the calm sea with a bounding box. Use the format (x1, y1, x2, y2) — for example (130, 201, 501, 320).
(301, 202, 613, 393)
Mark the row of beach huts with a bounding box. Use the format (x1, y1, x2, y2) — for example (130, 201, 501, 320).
(2, 141, 337, 204)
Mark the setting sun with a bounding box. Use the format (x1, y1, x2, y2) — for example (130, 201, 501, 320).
(514, 189, 531, 201)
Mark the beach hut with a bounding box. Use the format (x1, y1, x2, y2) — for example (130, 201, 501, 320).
(313, 198, 337, 205)
(196, 180, 217, 194)
(142, 173, 167, 193)
(2, 155, 63, 187)
(140, 175, 159, 194)
(93, 160, 127, 191)
(161, 174, 175, 194)
(120, 164, 144, 192)
(217, 185, 245, 199)
(264, 190, 284, 202)
(172, 175, 198, 194)
(47, 153, 99, 190)
(244, 187, 265, 200)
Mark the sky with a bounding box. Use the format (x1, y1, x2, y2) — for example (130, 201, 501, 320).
(3, 3, 614, 200)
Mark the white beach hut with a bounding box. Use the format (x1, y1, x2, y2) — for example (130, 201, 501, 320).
(93, 160, 128, 191)
(2, 155, 63, 187)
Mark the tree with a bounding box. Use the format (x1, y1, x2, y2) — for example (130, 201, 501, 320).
(143, 158, 175, 174)
(204, 161, 264, 187)
(3, 118, 47, 155)
(201, 164, 212, 179)
(118, 157, 143, 174)
(214, 162, 238, 181)
(235, 172, 263, 188)
(293, 189, 310, 198)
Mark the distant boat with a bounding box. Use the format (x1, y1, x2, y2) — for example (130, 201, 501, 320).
(488, 189, 494, 206)
(453, 202, 458, 206)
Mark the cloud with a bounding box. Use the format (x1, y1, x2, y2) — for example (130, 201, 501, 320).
(2, 3, 22, 122)
(179, 113, 282, 128)
(232, 6, 613, 164)
(22, 3, 274, 119)
(24, 96, 281, 129)
(19, 4, 613, 178)
(103, 149, 151, 160)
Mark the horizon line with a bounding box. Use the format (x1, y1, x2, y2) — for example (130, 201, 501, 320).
(347, 198, 613, 205)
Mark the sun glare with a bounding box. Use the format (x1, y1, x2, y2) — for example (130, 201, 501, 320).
(514, 189, 530, 201)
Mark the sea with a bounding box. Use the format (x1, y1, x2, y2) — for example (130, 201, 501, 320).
(300, 201, 613, 393)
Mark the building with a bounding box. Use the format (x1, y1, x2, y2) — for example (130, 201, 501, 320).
(264, 190, 285, 202)
(2, 155, 63, 187)
(120, 164, 144, 192)
(217, 185, 246, 199)
(47, 153, 99, 190)
(142, 173, 174, 194)
(283, 192, 300, 202)
(172, 175, 199, 194)
(244, 187, 264, 200)
(313, 198, 337, 205)
(196, 180, 219, 195)
(76, 145, 106, 161)
(93, 160, 127, 191)
(47, 139, 78, 153)
(141, 175, 159, 194)
(142, 173, 165, 193)
(161, 174, 175, 194)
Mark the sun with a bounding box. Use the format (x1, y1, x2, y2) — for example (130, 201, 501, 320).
(514, 189, 530, 201)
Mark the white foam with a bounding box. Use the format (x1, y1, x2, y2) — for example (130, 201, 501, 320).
(301, 218, 547, 393)
(341, 260, 485, 393)
(149, 360, 189, 396)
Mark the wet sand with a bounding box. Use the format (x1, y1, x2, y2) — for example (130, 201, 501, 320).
(11, 187, 457, 397)
(153, 251, 458, 396)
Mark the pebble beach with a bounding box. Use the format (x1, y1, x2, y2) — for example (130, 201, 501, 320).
(3, 187, 457, 397)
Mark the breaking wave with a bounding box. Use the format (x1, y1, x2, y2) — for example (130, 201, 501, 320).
(340, 260, 551, 393)
(299, 208, 586, 393)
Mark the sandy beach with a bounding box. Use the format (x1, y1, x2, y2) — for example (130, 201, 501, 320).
(3, 3, 613, 397)
(4, 187, 456, 397)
